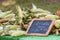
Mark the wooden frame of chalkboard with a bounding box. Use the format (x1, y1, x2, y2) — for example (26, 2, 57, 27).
(26, 19, 55, 36)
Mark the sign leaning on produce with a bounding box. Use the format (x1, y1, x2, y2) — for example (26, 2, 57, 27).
(26, 19, 55, 36)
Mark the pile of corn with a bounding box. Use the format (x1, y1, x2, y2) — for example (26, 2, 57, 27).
(0, 10, 26, 36)
(0, 4, 60, 36)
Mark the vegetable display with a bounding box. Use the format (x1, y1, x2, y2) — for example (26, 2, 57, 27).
(0, 4, 60, 36)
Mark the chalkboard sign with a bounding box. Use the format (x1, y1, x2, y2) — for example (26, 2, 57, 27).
(26, 19, 55, 36)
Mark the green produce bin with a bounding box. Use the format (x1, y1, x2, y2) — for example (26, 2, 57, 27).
(0, 34, 60, 40)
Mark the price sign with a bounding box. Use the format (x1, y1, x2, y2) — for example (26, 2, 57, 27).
(26, 19, 55, 36)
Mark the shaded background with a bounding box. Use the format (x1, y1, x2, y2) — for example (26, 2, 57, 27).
(0, 0, 60, 13)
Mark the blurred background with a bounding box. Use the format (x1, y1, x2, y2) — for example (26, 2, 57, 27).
(0, 0, 60, 13)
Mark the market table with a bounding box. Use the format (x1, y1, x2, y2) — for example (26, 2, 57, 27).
(0, 34, 60, 40)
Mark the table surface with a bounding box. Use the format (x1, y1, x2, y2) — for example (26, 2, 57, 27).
(0, 34, 60, 40)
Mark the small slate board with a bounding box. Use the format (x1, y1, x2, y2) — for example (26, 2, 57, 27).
(26, 19, 55, 36)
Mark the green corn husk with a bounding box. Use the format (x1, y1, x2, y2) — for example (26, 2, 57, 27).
(0, 27, 3, 34)
(3, 22, 10, 25)
(45, 14, 59, 19)
(4, 11, 12, 15)
(6, 25, 19, 30)
(4, 14, 15, 19)
(30, 3, 50, 13)
(55, 20, 60, 29)
(8, 30, 26, 37)
(15, 5, 23, 25)
(0, 11, 12, 18)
